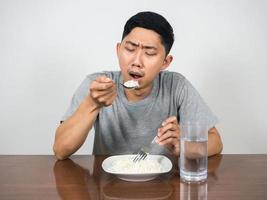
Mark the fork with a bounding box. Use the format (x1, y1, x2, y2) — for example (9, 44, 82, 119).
(133, 136, 158, 163)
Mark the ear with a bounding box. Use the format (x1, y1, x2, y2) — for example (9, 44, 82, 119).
(161, 55, 173, 70)
(116, 43, 121, 58)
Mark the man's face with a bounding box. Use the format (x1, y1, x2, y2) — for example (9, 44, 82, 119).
(117, 27, 172, 90)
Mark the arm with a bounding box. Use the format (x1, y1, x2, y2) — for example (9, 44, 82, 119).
(53, 76, 117, 160)
(53, 96, 100, 160)
(207, 127, 223, 156)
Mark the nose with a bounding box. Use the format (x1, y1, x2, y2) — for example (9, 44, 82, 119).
(131, 49, 143, 68)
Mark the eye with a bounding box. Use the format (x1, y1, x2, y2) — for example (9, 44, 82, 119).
(125, 46, 135, 52)
(145, 52, 157, 56)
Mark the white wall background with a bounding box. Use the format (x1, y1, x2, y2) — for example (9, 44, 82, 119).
(1, 0, 266, 154)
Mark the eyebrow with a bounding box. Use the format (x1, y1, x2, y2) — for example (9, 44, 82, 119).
(125, 40, 157, 50)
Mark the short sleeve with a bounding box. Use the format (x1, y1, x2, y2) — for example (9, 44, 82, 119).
(60, 72, 114, 123)
(178, 78, 219, 129)
(60, 77, 91, 122)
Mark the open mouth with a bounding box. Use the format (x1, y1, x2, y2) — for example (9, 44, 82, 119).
(129, 71, 143, 80)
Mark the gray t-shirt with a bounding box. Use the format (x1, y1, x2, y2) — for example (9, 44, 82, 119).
(61, 71, 218, 155)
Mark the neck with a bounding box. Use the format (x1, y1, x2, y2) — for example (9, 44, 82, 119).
(124, 83, 153, 102)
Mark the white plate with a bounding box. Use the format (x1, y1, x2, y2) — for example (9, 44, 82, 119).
(102, 154, 172, 182)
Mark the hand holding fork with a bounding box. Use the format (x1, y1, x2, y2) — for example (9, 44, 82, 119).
(133, 116, 180, 162)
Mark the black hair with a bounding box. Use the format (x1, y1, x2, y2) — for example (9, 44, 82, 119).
(122, 11, 174, 55)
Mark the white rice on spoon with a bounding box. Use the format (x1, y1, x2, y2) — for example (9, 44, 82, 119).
(123, 80, 140, 89)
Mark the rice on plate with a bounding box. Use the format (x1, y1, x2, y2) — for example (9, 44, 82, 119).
(102, 155, 172, 182)
(110, 157, 163, 173)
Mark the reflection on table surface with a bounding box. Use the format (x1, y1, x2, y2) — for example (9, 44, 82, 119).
(102, 180, 173, 200)
(1, 154, 267, 200)
(53, 155, 222, 200)
(54, 158, 97, 200)
(54, 158, 174, 200)
(180, 181, 207, 200)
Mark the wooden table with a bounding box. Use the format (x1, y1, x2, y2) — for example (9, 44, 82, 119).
(0, 154, 267, 199)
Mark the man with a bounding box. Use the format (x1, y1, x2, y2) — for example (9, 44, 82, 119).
(53, 11, 223, 160)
